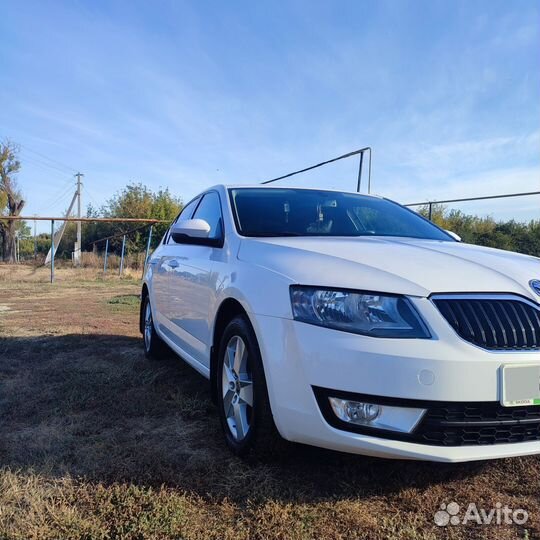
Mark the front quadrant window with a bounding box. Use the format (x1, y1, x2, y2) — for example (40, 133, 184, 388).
(192, 191, 224, 240)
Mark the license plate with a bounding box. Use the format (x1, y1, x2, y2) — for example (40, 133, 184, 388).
(500, 364, 540, 407)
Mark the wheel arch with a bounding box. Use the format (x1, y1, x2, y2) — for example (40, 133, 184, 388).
(210, 297, 250, 404)
(139, 283, 149, 334)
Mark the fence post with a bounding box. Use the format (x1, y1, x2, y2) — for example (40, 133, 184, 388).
(50, 220, 55, 283)
(34, 218, 37, 260)
(103, 238, 109, 274)
(119, 235, 126, 276)
(356, 151, 364, 193)
(428, 202, 433, 221)
(142, 225, 153, 279)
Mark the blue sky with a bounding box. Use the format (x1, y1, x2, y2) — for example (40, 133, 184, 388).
(1, 0, 539, 232)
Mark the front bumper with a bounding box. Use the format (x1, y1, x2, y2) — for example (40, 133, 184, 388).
(313, 386, 540, 447)
(251, 300, 540, 462)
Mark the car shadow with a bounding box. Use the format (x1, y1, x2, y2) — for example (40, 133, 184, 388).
(0, 332, 513, 505)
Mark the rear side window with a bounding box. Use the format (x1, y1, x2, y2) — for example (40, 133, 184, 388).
(192, 191, 223, 240)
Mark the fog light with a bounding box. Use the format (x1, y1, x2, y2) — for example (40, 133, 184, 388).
(329, 398, 381, 424)
(346, 401, 381, 422)
(328, 397, 426, 433)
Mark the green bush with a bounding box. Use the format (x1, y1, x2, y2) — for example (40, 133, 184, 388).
(418, 204, 539, 256)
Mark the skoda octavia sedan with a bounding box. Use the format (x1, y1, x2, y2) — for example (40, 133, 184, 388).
(140, 185, 540, 462)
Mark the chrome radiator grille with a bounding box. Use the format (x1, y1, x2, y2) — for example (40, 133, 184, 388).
(432, 295, 540, 350)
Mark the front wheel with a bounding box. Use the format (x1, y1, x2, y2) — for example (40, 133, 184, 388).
(216, 316, 284, 458)
(142, 295, 166, 359)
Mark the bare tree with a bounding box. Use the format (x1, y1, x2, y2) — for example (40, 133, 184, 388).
(0, 141, 24, 263)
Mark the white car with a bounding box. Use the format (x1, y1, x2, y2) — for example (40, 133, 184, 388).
(140, 185, 540, 462)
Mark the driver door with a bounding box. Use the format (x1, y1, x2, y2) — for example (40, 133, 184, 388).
(167, 191, 224, 367)
(152, 196, 200, 327)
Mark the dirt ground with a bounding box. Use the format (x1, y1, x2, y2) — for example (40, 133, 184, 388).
(0, 265, 538, 540)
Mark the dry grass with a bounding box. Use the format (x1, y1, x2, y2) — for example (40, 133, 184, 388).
(79, 251, 147, 271)
(0, 261, 141, 283)
(17, 251, 147, 272)
(0, 265, 538, 539)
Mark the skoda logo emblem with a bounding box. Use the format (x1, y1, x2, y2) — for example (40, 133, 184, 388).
(530, 280, 540, 297)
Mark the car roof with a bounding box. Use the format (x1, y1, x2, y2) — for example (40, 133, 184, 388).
(207, 184, 383, 199)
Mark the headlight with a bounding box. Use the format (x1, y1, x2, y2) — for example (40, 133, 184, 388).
(290, 286, 430, 338)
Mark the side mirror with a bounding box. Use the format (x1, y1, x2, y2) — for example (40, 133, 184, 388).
(171, 219, 211, 243)
(445, 230, 462, 242)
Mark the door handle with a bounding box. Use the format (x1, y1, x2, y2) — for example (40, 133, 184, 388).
(169, 259, 179, 268)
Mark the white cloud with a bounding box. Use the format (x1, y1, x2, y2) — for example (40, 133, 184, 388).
(398, 131, 540, 179)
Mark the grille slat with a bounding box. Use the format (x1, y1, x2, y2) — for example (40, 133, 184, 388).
(455, 302, 476, 342)
(504, 302, 523, 346)
(485, 301, 508, 346)
(531, 306, 540, 327)
(433, 296, 540, 350)
(496, 302, 515, 346)
(463, 301, 485, 344)
(477, 301, 498, 347)
(516, 302, 537, 344)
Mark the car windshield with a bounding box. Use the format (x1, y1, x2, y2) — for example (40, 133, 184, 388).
(229, 188, 453, 241)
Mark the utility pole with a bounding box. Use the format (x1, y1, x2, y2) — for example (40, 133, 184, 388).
(44, 190, 79, 266)
(75, 172, 84, 266)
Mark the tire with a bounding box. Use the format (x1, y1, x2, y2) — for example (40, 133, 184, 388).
(142, 295, 167, 359)
(216, 315, 284, 458)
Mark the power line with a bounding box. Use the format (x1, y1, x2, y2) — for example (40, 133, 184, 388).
(82, 184, 102, 211)
(42, 190, 76, 215)
(20, 152, 74, 176)
(20, 155, 74, 180)
(39, 181, 77, 212)
(44, 177, 75, 199)
(19, 143, 77, 173)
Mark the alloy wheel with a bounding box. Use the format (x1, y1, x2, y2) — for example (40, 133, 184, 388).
(222, 335, 254, 441)
(144, 300, 153, 350)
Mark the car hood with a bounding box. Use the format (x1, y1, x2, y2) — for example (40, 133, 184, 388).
(237, 236, 540, 299)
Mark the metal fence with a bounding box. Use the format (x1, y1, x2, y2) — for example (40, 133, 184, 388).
(1, 216, 166, 282)
(404, 190, 540, 220)
(90, 223, 155, 277)
(260, 149, 539, 222)
(2, 182, 538, 284)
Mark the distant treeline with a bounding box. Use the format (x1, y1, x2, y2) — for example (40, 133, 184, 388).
(418, 204, 539, 257)
(16, 183, 182, 260)
(12, 187, 540, 260)
(80, 183, 182, 256)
